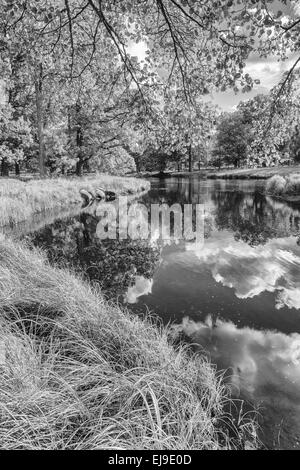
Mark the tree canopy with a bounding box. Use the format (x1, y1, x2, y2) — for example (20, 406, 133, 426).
(0, 0, 300, 175)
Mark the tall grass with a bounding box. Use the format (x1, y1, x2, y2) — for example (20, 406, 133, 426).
(267, 173, 300, 197)
(0, 236, 258, 450)
(0, 174, 149, 227)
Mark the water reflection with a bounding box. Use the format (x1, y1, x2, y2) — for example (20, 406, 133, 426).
(187, 236, 300, 310)
(175, 316, 300, 449)
(124, 276, 153, 304)
(25, 209, 160, 300)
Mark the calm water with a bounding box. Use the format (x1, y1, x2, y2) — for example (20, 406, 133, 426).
(23, 177, 300, 450)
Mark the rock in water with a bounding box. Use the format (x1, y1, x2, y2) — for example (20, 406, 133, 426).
(79, 189, 94, 205)
(95, 187, 116, 201)
(105, 190, 116, 201)
(95, 188, 106, 200)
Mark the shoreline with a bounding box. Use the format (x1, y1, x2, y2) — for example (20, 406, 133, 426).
(206, 166, 300, 180)
(134, 166, 300, 181)
(0, 174, 150, 228)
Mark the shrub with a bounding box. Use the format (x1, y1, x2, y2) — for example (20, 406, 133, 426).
(266, 175, 286, 195)
(284, 174, 300, 195)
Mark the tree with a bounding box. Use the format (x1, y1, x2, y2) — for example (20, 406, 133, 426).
(213, 111, 249, 168)
(237, 71, 300, 168)
(290, 125, 300, 162)
(0, 102, 32, 176)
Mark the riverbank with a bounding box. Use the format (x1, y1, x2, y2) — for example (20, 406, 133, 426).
(133, 166, 300, 180)
(206, 166, 300, 180)
(0, 174, 149, 227)
(0, 235, 258, 450)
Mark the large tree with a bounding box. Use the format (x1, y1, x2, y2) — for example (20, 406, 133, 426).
(212, 111, 250, 168)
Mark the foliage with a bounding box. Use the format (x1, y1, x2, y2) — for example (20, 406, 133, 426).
(212, 111, 249, 168)
(0, 102, 32, 172)
(284, 174, 300, 195)
(267, 173, 300, 196)
(266, 175, 286, 195)
(213, 71, 300, 169)
(290, 125, 300, 163)
(1, 0, 300, 175)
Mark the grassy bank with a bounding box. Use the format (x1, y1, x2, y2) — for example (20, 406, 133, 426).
(266, 174, 300, 201)
(0, 175, 149, 227)
(0, 236, 257, 450)
(206, 165, 300, 180)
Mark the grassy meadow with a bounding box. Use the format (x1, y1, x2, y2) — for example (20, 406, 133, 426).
(0, 175, 150, 227)
(0, 236, 258, 450)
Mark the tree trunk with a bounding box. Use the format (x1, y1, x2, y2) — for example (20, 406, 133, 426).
(76, 125, 84, 177)
(35, 63, 46, 177)
(76, 159, 84, 177)
(188, 145, 193, 173)
(135, 157, 141, 173)
(15, 162, 20, 176)
(75, 102, 85, 177)
(1, 159, 9, 177)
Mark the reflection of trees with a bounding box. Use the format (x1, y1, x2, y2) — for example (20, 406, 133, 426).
(144, 176, 207, 205)
(212, 190, 300, 246)
(141, 179, 300, 246)
(25, 212, 161, 300)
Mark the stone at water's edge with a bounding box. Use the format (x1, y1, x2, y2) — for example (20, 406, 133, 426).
(95, 188, 106, 200)
(80, 187, 117, 203)
(79, 189, 94, 205)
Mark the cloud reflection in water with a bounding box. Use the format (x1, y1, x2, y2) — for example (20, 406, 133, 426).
(176, 316, 300, 448)
(186, 235, 300, 310)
